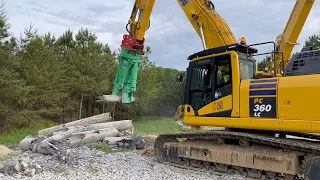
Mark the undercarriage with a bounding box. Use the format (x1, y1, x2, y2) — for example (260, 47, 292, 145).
(154, 129, 320, 180)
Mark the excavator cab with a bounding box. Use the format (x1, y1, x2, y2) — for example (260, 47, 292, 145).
(178, 43, 257, 119)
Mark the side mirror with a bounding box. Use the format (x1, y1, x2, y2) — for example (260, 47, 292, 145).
(175, 74, 184, 82)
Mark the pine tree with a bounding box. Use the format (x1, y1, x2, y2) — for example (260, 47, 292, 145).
(0, 2, 30, 130)
(305, 33, 320, 50)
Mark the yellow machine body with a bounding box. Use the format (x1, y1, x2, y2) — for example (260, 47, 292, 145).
(183, 51, 320, 134)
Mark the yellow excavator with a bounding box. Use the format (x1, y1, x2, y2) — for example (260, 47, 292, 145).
(110, 0, 320, 179)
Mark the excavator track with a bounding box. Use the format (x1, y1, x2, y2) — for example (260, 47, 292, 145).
(154, 130, 320, 180)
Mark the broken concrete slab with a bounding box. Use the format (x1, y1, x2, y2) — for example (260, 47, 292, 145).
(19, 119, 136, 158)
(13, 113, 146, 178)
(38, 113, 113, 137)
(97, 95, 136, 103)
(68, 128, 120, 146)
(86, 120, 133, 131)
(103, 137, 133, 145)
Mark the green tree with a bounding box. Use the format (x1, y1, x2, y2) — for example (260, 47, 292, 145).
(0, 2, 27, 130)
(0, 2, 11, 43)
(7, 26, 69, 129)
(305, 33, 320, 50)
(153, 68, 184, 116)
(0, 1, 190, 131)
(122, 46, 184, 117)
(62, 28, 116, 119)
(257, 56, 272, 71)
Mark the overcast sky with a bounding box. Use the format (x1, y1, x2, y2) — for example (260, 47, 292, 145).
(4, 0, 320, 70)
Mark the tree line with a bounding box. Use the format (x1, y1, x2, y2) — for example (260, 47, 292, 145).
(0, 4, 184, 132)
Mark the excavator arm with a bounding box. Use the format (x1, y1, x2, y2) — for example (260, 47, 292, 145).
(107, 0, 238, 103)
(124, 0, 155, 51)
(274, 0, 315, 75)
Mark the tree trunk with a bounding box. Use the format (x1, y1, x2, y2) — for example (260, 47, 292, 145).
(79, 94, 83, 120)
(88, 97, 93, 117)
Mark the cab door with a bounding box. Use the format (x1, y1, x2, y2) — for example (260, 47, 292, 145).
(184, 58, 215, 116)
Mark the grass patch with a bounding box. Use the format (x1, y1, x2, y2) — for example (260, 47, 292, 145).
(0, 154, 16, 162)
(87, 167, 99, 174)
(55, 168, 69, 175)
(88, 143, 114, 153)
(0, 120, 59, 145)
(133, 116, 199, 136)
(87, 143, 130, 154)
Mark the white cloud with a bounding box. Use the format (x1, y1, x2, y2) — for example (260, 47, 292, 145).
(4, 0, 320, 71)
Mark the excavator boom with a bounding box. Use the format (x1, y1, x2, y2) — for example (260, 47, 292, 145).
(275, 0, 315, 74)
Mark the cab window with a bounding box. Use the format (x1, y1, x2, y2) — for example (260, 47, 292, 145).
(239, 59, 254, 80)
(216, 59, 231, 88)
(190, 64, 212, 90)
(189, 63, 212, 110)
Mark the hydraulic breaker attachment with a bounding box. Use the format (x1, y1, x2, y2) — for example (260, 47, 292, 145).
(104, 35, 144, 104)
(110, 47, 141, 103)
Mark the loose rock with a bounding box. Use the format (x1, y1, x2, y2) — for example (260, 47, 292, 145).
(0, 146, 13, 156)
(0, 147, 247, 180)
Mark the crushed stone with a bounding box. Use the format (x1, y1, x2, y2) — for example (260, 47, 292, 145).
(0, 146, 246, 180)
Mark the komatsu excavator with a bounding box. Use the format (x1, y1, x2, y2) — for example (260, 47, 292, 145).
(108, 0, 320, 179)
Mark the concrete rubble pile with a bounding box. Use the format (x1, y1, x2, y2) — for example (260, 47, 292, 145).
(3, 155, 43, 178)
(2, 112, 147, 177)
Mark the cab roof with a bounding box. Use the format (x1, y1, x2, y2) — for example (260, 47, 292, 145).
(188, 43, 258, 60)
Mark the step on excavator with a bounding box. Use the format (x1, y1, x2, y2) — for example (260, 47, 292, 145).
(105, 0, 320, 179)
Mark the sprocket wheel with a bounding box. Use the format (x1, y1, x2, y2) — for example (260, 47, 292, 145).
(303, 156, 320, 180)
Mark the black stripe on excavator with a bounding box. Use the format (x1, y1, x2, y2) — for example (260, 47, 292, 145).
(250, 83, 277, 89)
(204, 110, 232, 117)
(249, 79, 278, 96)
(249, 90, 277, 96)
(250, 79, 278, 84)
(194, 110, 232, 117)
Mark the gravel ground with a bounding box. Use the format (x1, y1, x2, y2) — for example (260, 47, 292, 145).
(0, 147, 247, 180)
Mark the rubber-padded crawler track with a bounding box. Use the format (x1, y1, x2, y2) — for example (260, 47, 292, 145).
(156, 158, 298, 180)
(154, 130, 320, 179)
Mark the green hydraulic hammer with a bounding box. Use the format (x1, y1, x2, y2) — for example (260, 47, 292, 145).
(102, 34, 144, 104)
(111, 48, 141, 103)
